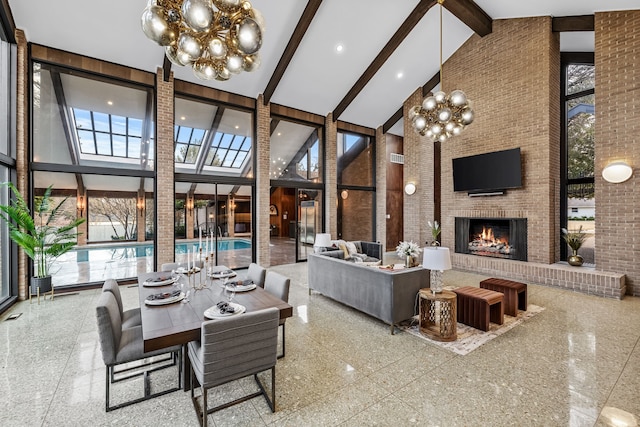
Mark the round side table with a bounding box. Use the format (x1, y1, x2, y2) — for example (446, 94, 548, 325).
(418, 289, 457, 342)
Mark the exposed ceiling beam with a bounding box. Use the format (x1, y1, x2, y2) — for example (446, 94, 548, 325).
(270, 118, 280, 136)
(163, 55, 172, 82)
(421, 71, 440, 97)
(263, 0, 323, 105)
(332, 0, 437, 121)
(443, 0, 492, 37)
(552, 15, 594, 32)
(193, 107, 225, 174)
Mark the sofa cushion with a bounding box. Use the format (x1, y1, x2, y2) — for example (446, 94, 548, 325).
(345, 241, 359, 257)
(353, 241, 363, 253)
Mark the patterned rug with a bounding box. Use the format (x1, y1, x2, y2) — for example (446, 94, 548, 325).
(400, 304, 545, 356)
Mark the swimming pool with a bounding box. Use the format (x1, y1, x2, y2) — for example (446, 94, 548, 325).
(70, 238, 252, 262)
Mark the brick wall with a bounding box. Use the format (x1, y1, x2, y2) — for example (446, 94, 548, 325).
(155, 69, 175, 268)
(340, 138, 374, 240)
(403, 88, 435, 247)
(15, 30, 28, 299)
(376, 126, 386, 249)
(595, 10, 640, 296)
(439, 17, 560, 266)
(256, 95, 271, 266)
(325, 113, 337, 237)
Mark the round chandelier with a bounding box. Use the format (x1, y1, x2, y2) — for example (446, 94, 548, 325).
(141, 0, 265, 81)
(409, 0, 474, 141)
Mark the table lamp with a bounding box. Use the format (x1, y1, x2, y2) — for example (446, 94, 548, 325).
(314, 233, 332, 253)
(422, 246, 452, 294)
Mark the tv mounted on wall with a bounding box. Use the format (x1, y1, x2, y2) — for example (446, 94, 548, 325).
(452, 148, 522, 195)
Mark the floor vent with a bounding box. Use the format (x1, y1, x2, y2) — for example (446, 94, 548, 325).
(390, 153, 404, 164)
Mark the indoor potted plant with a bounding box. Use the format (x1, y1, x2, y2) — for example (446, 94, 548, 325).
(562, 226, 587, 267)
(0, 183, 85, 294)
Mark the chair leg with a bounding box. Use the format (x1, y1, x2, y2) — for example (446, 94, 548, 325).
(105, 366, 110, 412)
(202, 387, 208, 427)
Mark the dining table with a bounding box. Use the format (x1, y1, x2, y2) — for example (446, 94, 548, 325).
(138, 268, 293, 389)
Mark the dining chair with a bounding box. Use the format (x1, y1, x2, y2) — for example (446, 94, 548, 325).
(247, 262, 267, 288)
(102, 279, 141, 329)
(95, 291, 182, 411)
(264, 271, 290, 359)
(188, 307, 279, 427)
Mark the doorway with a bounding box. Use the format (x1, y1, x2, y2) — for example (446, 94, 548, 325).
(269, 186, 323, 265)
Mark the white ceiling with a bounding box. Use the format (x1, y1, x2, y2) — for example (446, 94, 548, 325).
(7, 0, 639, 136)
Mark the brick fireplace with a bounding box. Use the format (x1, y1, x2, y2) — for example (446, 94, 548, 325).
(455, 217, 527, 262)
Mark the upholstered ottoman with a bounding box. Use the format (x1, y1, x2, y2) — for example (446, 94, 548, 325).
(453, 286, 504, 332)
(480, 278, 527, 317)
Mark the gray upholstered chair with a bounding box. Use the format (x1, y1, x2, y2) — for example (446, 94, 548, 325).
(188, 307, 279, 426)
(247, 262, 267, 288)
(102, 279, 141, 329)
(264, 271, 290, 359)
(95, 291, 182, 411)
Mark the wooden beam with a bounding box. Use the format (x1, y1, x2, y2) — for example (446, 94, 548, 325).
(443, 0, 492, 37)
(422, 71, 441, 97)
(382, 108, 403, 134)
(332, 0, 437, 121)
(336, 121, 375, 137)
(163, 55, 172, 82)
(263, 0, 323, 105)
(552, 15, 594, 32)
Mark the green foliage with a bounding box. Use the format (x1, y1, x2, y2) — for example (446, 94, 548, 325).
(562, 226, 587, 251)
(0, 183, 85, 277)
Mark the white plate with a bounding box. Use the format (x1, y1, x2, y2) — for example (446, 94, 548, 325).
(226, 283, 256, 292)
(143, 277, 178, 287)
(204, 302, 246, 319)
(208, 269, 236, 278)
(145, 292, 185, 306)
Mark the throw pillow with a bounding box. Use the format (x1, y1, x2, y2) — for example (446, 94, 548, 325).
(353, 241, 363, 253)
(337, 243, 350, 259)
(345, 241, 359, 257)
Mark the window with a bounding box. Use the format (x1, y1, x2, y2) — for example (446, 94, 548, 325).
(561, 55, 595, 264)
(270, 119, 323, 183)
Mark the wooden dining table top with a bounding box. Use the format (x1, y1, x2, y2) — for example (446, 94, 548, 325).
(138, 270, 293, 352)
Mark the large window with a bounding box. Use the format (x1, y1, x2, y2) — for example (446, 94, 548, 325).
(561, 55, 595, 264)
(337, 130, 375, 241)
(270, 119, 323, 183)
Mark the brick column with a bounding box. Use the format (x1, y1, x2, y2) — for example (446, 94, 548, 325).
(375, 125, 386, 250)
(256, 94, 271, 266)
(325, 113, 337, 237)
(155, 68, 175, 267)
(15, 29, 29, 299)
(403, 87, 434, 246)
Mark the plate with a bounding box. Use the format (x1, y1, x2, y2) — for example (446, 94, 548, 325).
(226, 283, 256, 292)
(204, 302, 246, 319)
(145, 291, 185, 306)
(208, 269, 236, 279)
(143, 276, 178, 287)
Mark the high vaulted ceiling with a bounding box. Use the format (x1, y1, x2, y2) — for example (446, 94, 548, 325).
(6, 1, 640, 136)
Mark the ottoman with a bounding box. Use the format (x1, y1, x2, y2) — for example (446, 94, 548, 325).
(453, 286, 504, 332)
(480, 278, 527, 317)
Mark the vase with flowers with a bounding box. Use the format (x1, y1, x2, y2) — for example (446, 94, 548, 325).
(562, 226, 587, 266)
(396, 240, 421, 268)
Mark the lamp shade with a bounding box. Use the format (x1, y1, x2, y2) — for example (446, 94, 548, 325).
(422, 247, 452, 271)
(602, 161, 632, 183)
(314, 233, 332, 248)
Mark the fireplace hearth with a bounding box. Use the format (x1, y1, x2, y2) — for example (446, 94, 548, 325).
(455, 217, 527, 261)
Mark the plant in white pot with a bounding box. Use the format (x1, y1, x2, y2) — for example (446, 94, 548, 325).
(0, 183, 85, 294)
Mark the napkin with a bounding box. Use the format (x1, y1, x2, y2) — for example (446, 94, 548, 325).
(147, 290, 181, 301)
(229, 280, 253, 286)
(147, 276, 171, 283)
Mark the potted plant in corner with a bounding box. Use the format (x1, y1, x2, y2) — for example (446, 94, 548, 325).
(0, 183, 85, 295)
(562, 226, 587, 267)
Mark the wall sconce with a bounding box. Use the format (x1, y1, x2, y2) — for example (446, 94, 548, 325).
(341, 189, 349, 200)
(186, 197, 194, 216)
(404, 182, 417, 195)
(602, 161, 632, 183)
(137, 197, 145, 217)
(77, 195, 85, 216)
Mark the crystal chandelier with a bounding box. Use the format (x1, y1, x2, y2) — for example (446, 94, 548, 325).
(409, 0, 474, 141)
(141, 0, 264, 81)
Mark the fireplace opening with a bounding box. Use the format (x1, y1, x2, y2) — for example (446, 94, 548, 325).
(455, 217, 527, 261)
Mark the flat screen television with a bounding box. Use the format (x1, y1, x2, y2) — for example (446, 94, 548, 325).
(452, 148, 522, 194)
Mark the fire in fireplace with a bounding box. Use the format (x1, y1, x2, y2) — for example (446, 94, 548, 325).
(455, 217, 527, 261)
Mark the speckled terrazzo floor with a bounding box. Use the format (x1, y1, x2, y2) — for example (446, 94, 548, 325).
(1, 263, 639, 426)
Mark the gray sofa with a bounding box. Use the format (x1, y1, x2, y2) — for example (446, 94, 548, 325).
(319, 240, 382, 263)
(308, 251, 429, 333)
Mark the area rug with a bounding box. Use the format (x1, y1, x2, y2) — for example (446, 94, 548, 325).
(400, 304, 545, 356)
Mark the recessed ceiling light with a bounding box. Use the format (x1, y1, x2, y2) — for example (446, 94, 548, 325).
(277, 132, 281, 136)
(335, 44, 344, 53)
(396, 72, 403, 79)
(235, 125, 239, 129)
(107, 101, 113, 106)
(180, 116, 186, 120)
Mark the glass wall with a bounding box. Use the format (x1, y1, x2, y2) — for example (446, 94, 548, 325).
(562, 56, 595, 264)
(32, 63, 155, 287)
(337, 130, 375, 241)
